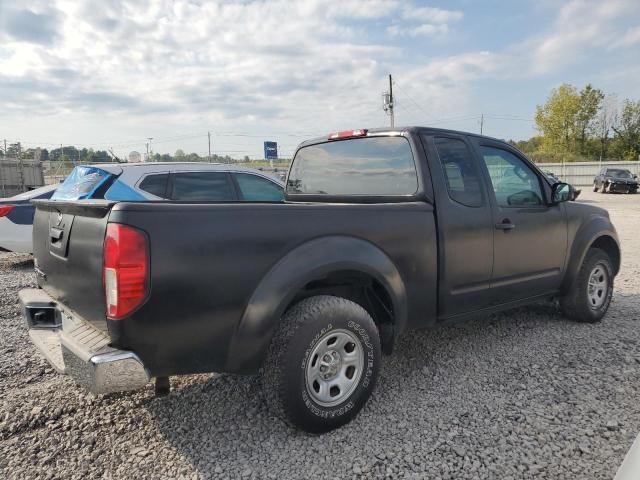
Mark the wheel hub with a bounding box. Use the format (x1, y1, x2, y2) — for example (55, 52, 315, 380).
(319, 350, 341, 379)
(305, 329, 364, 408)
(587, 264, 608, 310)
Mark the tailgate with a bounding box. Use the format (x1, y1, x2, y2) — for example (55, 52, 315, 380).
(32, 199, 116, 333)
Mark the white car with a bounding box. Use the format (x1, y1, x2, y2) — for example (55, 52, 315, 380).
(0, 184, 59, 253)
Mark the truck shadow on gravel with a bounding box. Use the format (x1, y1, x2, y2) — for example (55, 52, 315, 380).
(141, 300, 639, 478)
(0, 254, 33, 271)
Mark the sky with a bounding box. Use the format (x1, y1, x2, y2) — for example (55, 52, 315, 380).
(1, 0, 639, 159)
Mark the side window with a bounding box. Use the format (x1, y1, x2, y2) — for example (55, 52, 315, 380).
(138, 174, 168, 198)
(433, 136, 483, 207)
(171, 172, 236, 201)
(235, 173, 284, 201)
(480, 146, 543, 207)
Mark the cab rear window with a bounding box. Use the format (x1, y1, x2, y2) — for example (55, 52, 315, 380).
(287, 136, 418, 196)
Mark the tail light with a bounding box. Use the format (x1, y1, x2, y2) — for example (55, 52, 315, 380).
(0, 205, 16, 217)
(103, 223, 149, 320)
(327, 129, 368, 140)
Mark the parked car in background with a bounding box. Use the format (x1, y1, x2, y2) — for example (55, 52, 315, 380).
(0, 163, 283, 253)
(543, 171, 581, 200)
(52, 163, 285, 201)
(0, 184, 58, 253)
(593, 168, 638, 194)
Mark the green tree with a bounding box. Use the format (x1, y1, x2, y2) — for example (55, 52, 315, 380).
(612, 99, 640, 160)
(534, 84, 581, 156)
(593, 95, 618, 160)
(174, 149, 185, 160)
(576, 84, 603, 154)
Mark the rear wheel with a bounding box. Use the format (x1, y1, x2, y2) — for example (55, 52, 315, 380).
(593, 183, 599, 192)
(262, 295, 381, 433)
(560, 248, 613, 323)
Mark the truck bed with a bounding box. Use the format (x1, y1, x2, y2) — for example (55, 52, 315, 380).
(31, 199, 437, 376)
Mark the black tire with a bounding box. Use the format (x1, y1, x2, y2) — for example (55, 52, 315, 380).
(593, 183, 598, 192)
(262, 295, 381, 433)
(560, 248, 614, 323)
(601, 182, 608, 193)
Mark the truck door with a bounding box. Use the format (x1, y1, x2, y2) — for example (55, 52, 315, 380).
(474, 140, 567, 303)
(421, 134, 494, 319)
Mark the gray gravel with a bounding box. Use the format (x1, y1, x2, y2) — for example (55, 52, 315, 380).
(1, 190, 639, 479)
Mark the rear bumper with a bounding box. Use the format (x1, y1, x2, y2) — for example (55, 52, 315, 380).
(19, 288, 150, 394)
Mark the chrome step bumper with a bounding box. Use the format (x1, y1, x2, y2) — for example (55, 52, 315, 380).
(19, 288, 150, 394)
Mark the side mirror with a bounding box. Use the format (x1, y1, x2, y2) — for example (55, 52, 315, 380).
(634, 174, 638, 179)
(551, 182, 571, 204)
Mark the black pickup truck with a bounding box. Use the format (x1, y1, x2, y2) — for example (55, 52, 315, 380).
(20, 127, 620, 433)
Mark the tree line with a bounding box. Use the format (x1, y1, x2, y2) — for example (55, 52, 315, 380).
(512, 84, 640, 163)
(0, 143, 253, 164)
(150, 150, 251, 163)
(0, 143, 112, 163)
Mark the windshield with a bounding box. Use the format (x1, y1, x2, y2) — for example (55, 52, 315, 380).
(52, 166, 113, 200)
(607, 169, 633, 179)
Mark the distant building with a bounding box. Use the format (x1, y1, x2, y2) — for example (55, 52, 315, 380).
(128, 151, 142, 163)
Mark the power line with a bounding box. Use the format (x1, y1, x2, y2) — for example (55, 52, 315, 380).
(391, 80, 432, 121)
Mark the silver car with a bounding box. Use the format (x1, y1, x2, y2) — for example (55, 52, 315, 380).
(52, 162, 285, 202)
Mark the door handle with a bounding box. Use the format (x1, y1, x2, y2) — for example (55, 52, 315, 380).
(495, 219, 515, 230)
(50, 227, 64, 241)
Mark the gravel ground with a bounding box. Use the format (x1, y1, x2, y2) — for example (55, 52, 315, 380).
(1, 190, 639, 480)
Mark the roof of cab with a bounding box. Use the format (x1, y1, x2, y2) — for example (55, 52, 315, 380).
(296, 126, 508, 150)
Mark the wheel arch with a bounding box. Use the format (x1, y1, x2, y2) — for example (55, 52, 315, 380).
(224, 236, 407, 373)
(562, 217, 620, 293)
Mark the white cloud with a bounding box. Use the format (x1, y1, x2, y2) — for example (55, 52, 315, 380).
(528, 0, 638, 74)
(387, 23, 448, 37)
(0, 0, 638, 156)
(610, 26, 640, 48)
(388, 4, 462, 38)
(403, 6, 463, 24)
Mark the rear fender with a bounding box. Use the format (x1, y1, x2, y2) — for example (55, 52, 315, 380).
(224, 236, 407, 373)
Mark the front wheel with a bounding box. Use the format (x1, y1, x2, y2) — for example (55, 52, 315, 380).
(560, 248, 614, 323)
(262, 295, 381, 433)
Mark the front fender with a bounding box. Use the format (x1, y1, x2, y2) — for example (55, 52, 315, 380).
(224, 236, 407, 373)
(562, 213, 620, 293)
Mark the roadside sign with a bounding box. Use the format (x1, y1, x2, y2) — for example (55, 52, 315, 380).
(264, 141, 278, 160)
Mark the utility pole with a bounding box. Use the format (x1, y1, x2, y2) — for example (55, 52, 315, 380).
(146, 137, 153, 162)
(480, 114, 484, 135)
(389, 74, 394, 128)
(382, 74, 394, 128)
(208, 131, 211, 163)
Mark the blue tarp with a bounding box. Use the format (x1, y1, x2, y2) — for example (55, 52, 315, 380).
(52, 166, 112, 200)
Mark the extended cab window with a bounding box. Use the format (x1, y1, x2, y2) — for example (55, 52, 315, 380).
(171, 172, 236, 201)
(235, 173, 284, 201)
(287, 136, 418, 196)
(433, 137, 483, 207)
(480, 146, 543, 207)
(138, 174, 168, 198)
